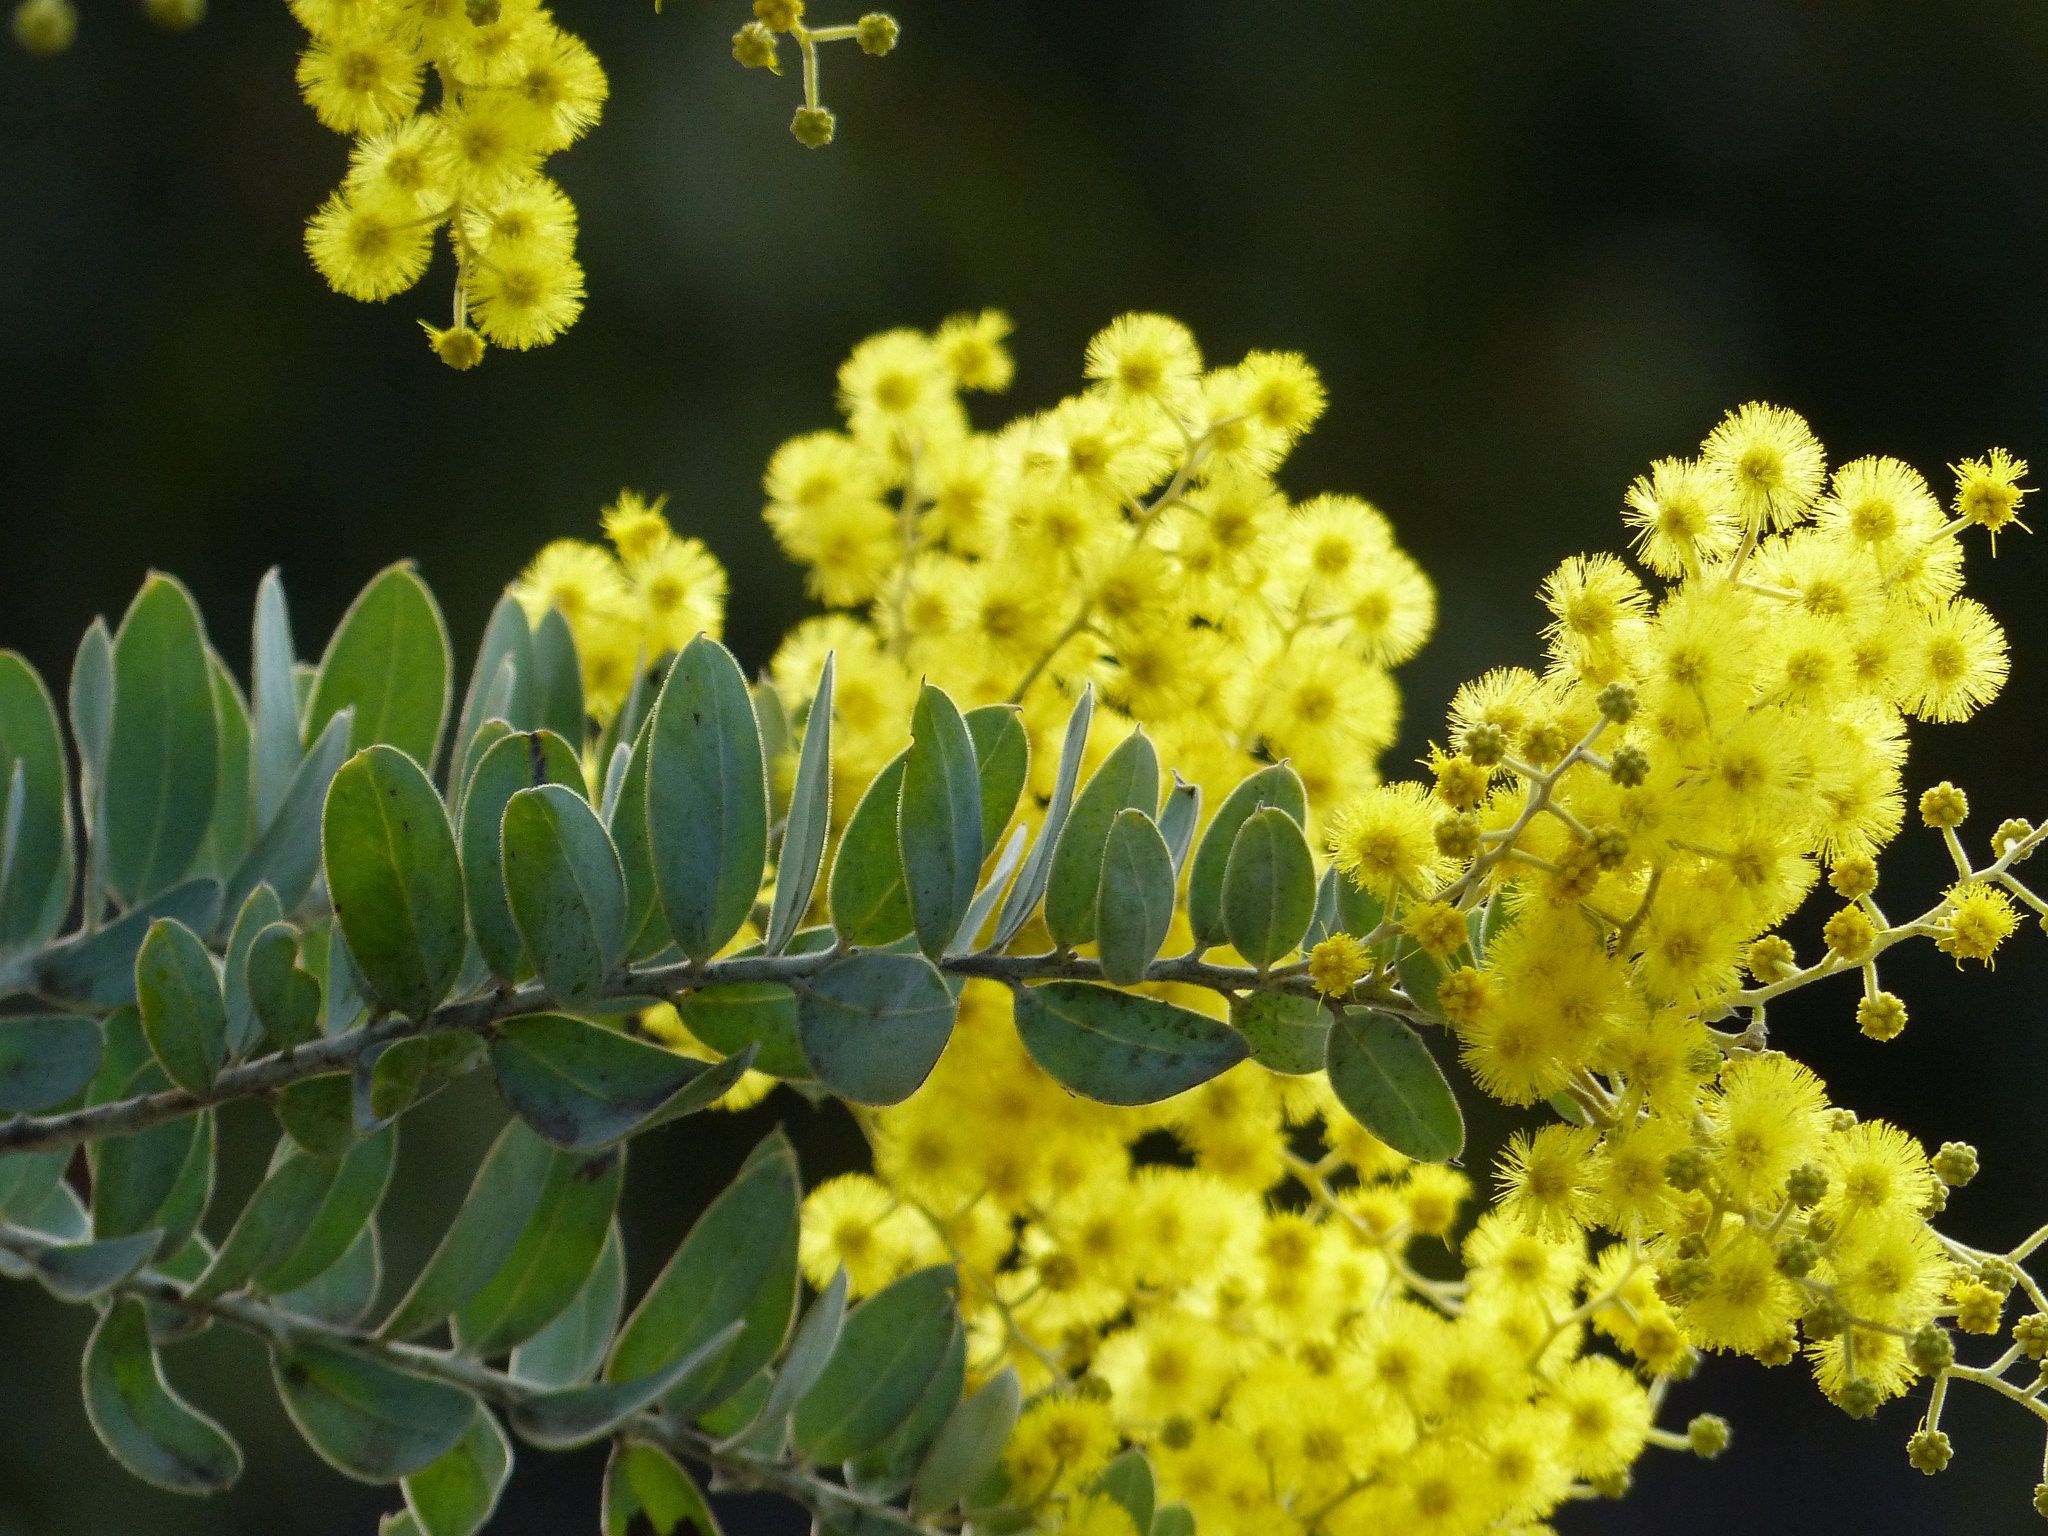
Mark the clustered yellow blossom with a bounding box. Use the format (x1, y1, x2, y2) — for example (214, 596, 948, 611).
(729, 0, 902, 148)
(292, 0, 608, 365)
(510, 490, 728, 719)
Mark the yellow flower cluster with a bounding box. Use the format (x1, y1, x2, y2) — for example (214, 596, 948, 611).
(510, 490, 728, 716)
(292, 0, 606, 366)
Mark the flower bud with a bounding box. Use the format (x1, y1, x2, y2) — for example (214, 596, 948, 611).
(791, 104, 837, 147)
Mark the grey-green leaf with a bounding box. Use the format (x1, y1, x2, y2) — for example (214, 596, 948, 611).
(1324, 1008, 1465, 1163)
(251, 568, 303, 834)
(246, 922, 322, 1051)
(1188, 763, 1308, 948)
(225, 707, 354, 917)
(27, 1228, 160, 1301)
(450, 593, 536, 795)
(69, 617, 115, 927)
(461, 728, 582, 984)
(1157, 774, 1201, 877)
(503, 784, 627, 1003)
(305, 562, 454, 771)
(794, 950, 955, 1106)
(452, 1142, 623, 1358)
(506, 1222, 623, 1389)
(828, 751, 912, 947)
(0, 1013, 102, 1112)
(275, 1219, 383, 1328)
(601, 1442, 723, 1536)
(648, 636, 768, 964)
(104, 575, 219, 906)
(1013, 981, 1247, 1105)
(37, 877, 222, 1008)
(510, 1317, 743, 1451)
(963, 703, 1030, 856)
(1043, 729, 1158, 949)
(719, 1267, 848, 1453)
(323, 745, 467, 1020)
(0, 651, 72, 952)
(490, 1014, 722, 1151)
(766, 653, 833, 954)
(910, 1367, 1020, 1518)
(1093, 1450, 1156, 1534)
(900, 683, 984, 961)
(993, 685, 1093, 949)
(136, 917, 228, 1096)
(528, 607, 584, 746)
(256, 1123, 398, 1295)
(1094, 809, 1173, 986)
(222, 884, 285, 1057)
(83, 1298, 242, 1494)
(273, 1339, 475, 1484)
(607, 1131, 798, 1418)
(677, 981, 810, 1080)
(381, 1119, 556, 1340)
(198, 653, 252, 879)
(402, 1404, 511, 1536)
(1229, 990, 1331, 1075)
(792, 1265, 959, 1464)
(1220, 805, 1317, 969)
(187, 1140, 340, 1304)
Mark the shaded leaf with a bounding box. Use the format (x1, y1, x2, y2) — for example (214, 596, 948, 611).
(847, 1321, 965, 1498)
(136, 917, 229, 1095)
(828, 752, 912, 947)
(83, 1298, 242, 1494)
(0, 1013, 102, 1112)
(792, 1266, 959, 1464)
(490, 1014, 722, 1152)
(899, 683, 983, 961)
(222, 883, 284, 1057)
(225, 707, 355, 917)
(510, 1317, 743, 1451)
(1187, 763, 1307, 948)
(718, 1267, 847, 1454)
(601, 1442, 723, 1536)
(502, 784, 627, 1003)
(250, 568, 303, 835)
(794, 950, 954, 1106)
(0, 650, 72, 952)
(257, 1123, 398, 1295)
(104, 575, 219, 905)
(963, 703, 1030, 857)
(274, 1220, 382, 1328)
(26, 1228, 160, 1301)
(1156, 774, 1201, 878)
(187, 1140, 341, 1304)
(453, 1143, 623, 1358)
(305, 563, 454, 771)
(1220, 805, 1317, 969)
(676, 981, 810, 1080)
(767, 653, 833, 954)
(450, 593, 536, 796)
(272, 1339, 475, 1484)
(910, 1367, 1020, 1518)
(402, 1404, 511, 1536)
(1013, 981, 1246, 1105)
(1324, 1008, 1465, 1163)
(1043, 729, 1158, 948)
(246, 922, 322, 1051)
(1093, 1451, 1156, 1535)
(528, 608, 584, 746)
(38, 877, 223, 1009)
(993, 686, 1094, 950)
(1094, 809, 1173, 986)
(459, 728, 582, 984)
(198, 653, 253, 878)
(507, 1222, 624, 1389)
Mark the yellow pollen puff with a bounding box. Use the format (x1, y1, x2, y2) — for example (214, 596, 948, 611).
(1307, 934, 1371, 996)
(1937, 882, 2020, 965)
(1822, 905, 1878, 962)
(1919, 782, 1969, 829)
(1403, 899, 1468, 961)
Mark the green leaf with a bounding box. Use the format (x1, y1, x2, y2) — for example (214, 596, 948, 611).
(276, 1220, 383, 1328)
(146, 1105, 217, 1262)
(1151, 1505, 1196, 1536)
(1549, 1089, 1593, 1128)
(608, 1131, 799, 1418)
(402, 1404, 511, 1536)
(1187, 763, 1307, 948)
(0, 1146, 70, 1226)
(275, 1073, 355, 1156)
(501, 784, 626, 1004)
(246, 922, 322, 1050)
(69, 617, 114, 925)
(222, 883, 284, 1057)
(828, 751, 912, 946)
(1229, 990, 1331, 1075)
(36, 877, 222, 1008)
(507, 1222, 624, 1388)
(1335, 872, 1385, 940)
(952, 823, 1028, 955)
(305, 563, 454, 771)
(104, 575, 219, 905)
(511, 1317, 744, 1451)
(0, 1013, 102, 1112)
(1220, 805, 1317, 969)
(0, 651, 73, 952)
(83, 1298, 242, 1494)
(529, 607, 585, 746)
(847, 1321, 965, 1497)
(1093, 1450, 1157, 1534)
(1094, 809, 1173, 986)
(601, 1442, 723, 1536)
(794, 950, 955, 1106)
(187, 1140, 341, 1304)
(676, 981, 810, 1080)
(89, 1066, 205, 1239)
(323, 745, 467, 1020)
(225, 707, 355, 917)
(450, 594, 536, 796)
(1324, 1008, 1465, 1163)
(381, 1119, 556, 1339)
(993, 686, 1094, 949)
(900, 684, 984, 961)
(1013, 981, 1247, 1105)
(257, 1123, 398, 1295)
(1156, 774, 1201, 877)
(963, 703, 1030, 857)
(272, 1339, 475, 1484)
(605, 718, 666, 961)
(792, 1265, 959, 1464)
(26, 1228, 160, 1300)
(1043, 729, 1159, 948)
(452, 1143, 623, 1358)
(251, 568, 303, 835)
(910, 1367, 1020, 1518)
(490, 1014, 725, 1151)
(199, 653, 253, 878)
(767, 654, 833, 954)
(136, 917, 229, 1096)
(354, 1032, 477, 1134)
(648, 636, 768, 964)
(718, 1267, 847, 1453)
(460, 728, 582, 984)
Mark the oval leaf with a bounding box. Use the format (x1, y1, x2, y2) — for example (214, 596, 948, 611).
(601, 1442, 724, 1536)
(1324, 1008, 1465, 1163)
(1187, 763, 1307, 948)
(305, 563, 454, 771)
(647, 636, 768, 964)
(792, 1266, 959, 1465)
(794, 950, 955, 1106)
(84, 1298, 242, 1494)
(766, 654, 834, 954)
(402, 1404, 511, 1536)
(1013, 981, 1246, 1106)
(0, 1013, 102, 1112)
(0, 650, 73, 951)
(677, 981, 810, 1080)
(1229, 990, 1331, 1075)
(911, 1367, 1021, 1518)
(993, 686, 1094, 950)
(507, 1222, 625, 1389)
(490, 1014, 721, 1152)
(509, 1316, 743, 1451)
(136, 917, 229, 1096)
(461, 729, 582, 984)
(899, 683, 984, 960)
(273, 1339, 475, 1484)
(963, 703, 1030, 856)
(828, 752, 912, 946)
(1043, 730, 1159, 949)
(323, 745, 467, 1020)
(1220, 805, 1317, 969)
(1094, 809, 1173, 987)
(503, 784, 628, 1003)
(452, 1143, 623, 1358)
(104, 575, 219, 906)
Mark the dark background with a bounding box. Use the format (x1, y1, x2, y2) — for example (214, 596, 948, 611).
(5, 2, 2048, 1531)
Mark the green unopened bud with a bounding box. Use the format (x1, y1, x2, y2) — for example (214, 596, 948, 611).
(1785, 1163, 1828, 1206)
(1596, 681, 1637, 723)
(1908, 1324, 1955, 1374)
(1838, 1377, 1882, 1419)
(1933, 1141, 1980, 1188)
(1660, 1257, 1710, 1303)
(791, 104, 837, 147)
(1776, 1237, 1819, 1279)
(1993, 817, 2035, 860)
(1907, 1428, 1953, 1475)
(1158, 1414, 1195, 1450)
(463, 0, 499, 22)
(1460, 721, 1507, 767)
(2015, 1313, 2048, 1361)
(1587, 826, 1629, 870)
(1687, 1413, 1732, 1459)
(1608, 742, 1649, 787)
(1804, 1295, 1850, 1340)
(855, 11, 898, 54)
(1664, 1146, 1712, 1193)
(1434, 811, 1481, 862)
(732, 19, 779, 70)
(12, 0, 77, 54)
(142, 0, 205, 29)
(1979, 1256, 2020, 1296)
